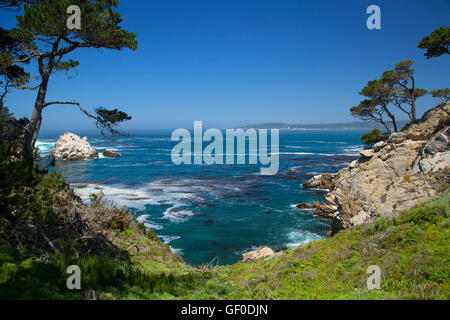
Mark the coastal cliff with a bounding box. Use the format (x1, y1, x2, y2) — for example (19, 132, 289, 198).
(302, 104, 450, 235)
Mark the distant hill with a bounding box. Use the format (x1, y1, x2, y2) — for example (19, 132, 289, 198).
(241, 120, 409, 131)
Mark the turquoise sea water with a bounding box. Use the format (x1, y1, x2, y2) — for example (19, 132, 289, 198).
(37, 130, 364, 265)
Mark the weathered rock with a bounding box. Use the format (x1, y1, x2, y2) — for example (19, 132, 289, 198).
(325, 193, 336, 206)
(50, 132, 98, 160)
(303, 105, 449, 235)
(103, 150, 121, 158)
(296, 202, 316, 209)
(242, 246, 275, 262)
(387, 133, 405, 144)
(360, 149, 374, 158)
(412, 152, 450, 174)
(424, 132, 448, 155)
(348, 160, 358, 169)
(303, 173, 337, 190)
(296, 199, 338, 218)
(373, 141, 387, 152)
(314, 204, 338, 218)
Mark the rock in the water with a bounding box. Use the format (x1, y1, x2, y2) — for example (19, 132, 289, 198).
(303, 173, 336, 190)
(50, 132, 98, 160)
(242, 246, 275, 262)
(296, 200, 338, 218)
(103, 150, 121, 158)
(296, 202, 316, 209)
(359, 149, 374, 158)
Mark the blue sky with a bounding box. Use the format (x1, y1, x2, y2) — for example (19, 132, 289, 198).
(1, 0, 449, 131)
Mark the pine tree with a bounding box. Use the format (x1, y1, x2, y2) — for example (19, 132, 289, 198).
(0, 0, 137, 157)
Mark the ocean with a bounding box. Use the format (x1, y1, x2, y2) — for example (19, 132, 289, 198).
(37, 129, 364, 265)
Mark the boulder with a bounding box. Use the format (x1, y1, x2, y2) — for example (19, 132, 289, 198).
(373, 141, 387, 152)
(348, 159, 358, 169)
(242, 246, 275, 262)
(424, 132, 448, 155)
(50, 132, 98, 160)
(103, 150, 121, 158)
(411, 128, 450, 174)
(296, 202, 316, 209)
(359, 149, 374, 158)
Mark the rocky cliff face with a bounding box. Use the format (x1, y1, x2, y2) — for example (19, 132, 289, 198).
(50, 132, 98, 160)
(302, 104, 450, 235)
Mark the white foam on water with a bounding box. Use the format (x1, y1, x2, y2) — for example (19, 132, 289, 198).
(136, 214, 163, 230)
(170, 247, 183, 255)
(285, 230, 322, 248)
(341, 145, 364, 155)
(36, 140, 56, 156)
(162, 205, 195, 222)
(71, 183, 159, 210)
(159, 235, 181, 244)
(70, 178, 222, 223)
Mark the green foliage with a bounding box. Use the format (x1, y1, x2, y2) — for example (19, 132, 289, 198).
(0, 145, 67, 222)
(1, 0, 137, 155)
(381, 60, 427, 122)
(418, 26, 450, 58)
(431, 89, 450, 106)
(352, 78, 396, 133)
(0, 106, 28, 149)
(360, 129, 388, 146)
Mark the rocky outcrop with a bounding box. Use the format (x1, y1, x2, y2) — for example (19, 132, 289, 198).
(302, 105, 450, 235)
(303, 173, 337, 190)
(50, 132, 98, 160)
(296, 200, 338, 218)
(411, 128, 449, 174)
(103, 150, 121, 158)
(242, 246, 275, 262)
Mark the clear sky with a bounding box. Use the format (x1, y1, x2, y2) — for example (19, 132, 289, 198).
(1, 0, 449, 131)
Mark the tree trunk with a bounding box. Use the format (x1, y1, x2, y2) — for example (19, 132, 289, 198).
(23, 76, 49, 158)
(380, 119, 392, 134)
(410, 76, 416, 122)
(381, 104, 398, 133)
(23, 38, 60, 158)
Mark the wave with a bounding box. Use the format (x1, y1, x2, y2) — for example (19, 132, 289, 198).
(36, 140, 56, 156)
(285, 230, 322, 248)
(136, 214, 163, 230)
(159, 235, 181, 244)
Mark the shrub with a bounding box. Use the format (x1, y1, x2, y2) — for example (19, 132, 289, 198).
(360, 129, 388, 146)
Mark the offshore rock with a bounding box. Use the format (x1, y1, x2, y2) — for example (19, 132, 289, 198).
(103, 150, 121, 158)
(50, 132, 98, 160)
